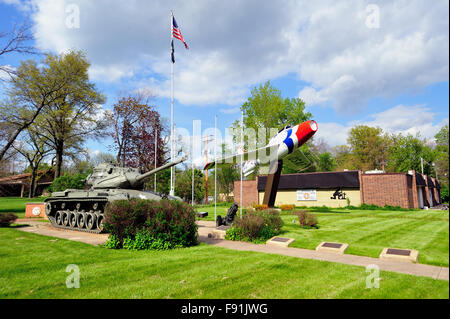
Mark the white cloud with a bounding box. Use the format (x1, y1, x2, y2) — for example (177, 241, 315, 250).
(296, 1, 449, 112)
(354, 104, 449, 142)
(219, 107, 241, 114)
(315, 122, 351, 147)
(319, 104, 448, 146)
(4, 0, 446, 110)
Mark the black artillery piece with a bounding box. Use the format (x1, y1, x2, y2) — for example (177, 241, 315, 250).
(216, 202, 239, 227)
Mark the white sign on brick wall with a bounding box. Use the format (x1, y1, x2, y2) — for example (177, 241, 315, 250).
(297, 189, 317, 201)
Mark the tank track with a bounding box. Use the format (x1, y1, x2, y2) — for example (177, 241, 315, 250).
(45, 198, 108, 234)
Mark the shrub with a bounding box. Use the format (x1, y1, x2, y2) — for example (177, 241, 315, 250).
(122, 229, 183, 251)
(0, 213, 18, 227)
(225, 209, 283, 243)
(280, 204, 294, 211)
(440, 186, 449, 203)
(103, 199, 198, 249)
(48, 172, 89, 193)
(234, 214, 264, 240)
(102, 234, 121, 249)
(252, 203, 268, 211)
(293, 210, 318, 229)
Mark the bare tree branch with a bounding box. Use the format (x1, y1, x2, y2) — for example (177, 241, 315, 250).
(0, 22, 40, 80)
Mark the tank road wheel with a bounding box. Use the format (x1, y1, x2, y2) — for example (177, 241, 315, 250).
(96, 215, 104, 232)
(62, 212, 70, 226)
(86, 213, 97, 230)
(55, 211, 63, 225)
(69, 213, 78, 228)
(45, 203, 52, 216)
(77, 213, 86, 229)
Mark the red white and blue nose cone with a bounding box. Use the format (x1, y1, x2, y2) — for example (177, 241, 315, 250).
(295, 120, 318, 147)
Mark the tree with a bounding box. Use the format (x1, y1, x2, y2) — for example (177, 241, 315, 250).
(109, 93, 166, 172)
(347, 125, 391, 171)
(88, 152, 116, 167)
(175, 168, 205, 203)
(317, 152, 336, 172)
(12, 126, 52, 197)
(231, 81, 312, 148)
(30, 51, 107, 179)
(332, 145, 356, 170)
(387, 133, 434, 175)
(229, 81, 313, 175)
(433, 125, 449, 186)
(0, 51, 99, 165)
(211, 143, 239, 198)
(0, 22, 38, 79)
(242, 81, 312, 131)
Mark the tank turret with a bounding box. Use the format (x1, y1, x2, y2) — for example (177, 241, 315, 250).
(85, 157, 185, 189)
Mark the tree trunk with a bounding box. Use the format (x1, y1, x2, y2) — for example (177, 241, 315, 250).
(55, 141, 64, 179)
(29, 168, 37, 198)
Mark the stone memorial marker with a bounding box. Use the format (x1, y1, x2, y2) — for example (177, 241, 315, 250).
(266, 236, 295, 247)
(379, 248, 418, 262)
(316, 241, 348, 254)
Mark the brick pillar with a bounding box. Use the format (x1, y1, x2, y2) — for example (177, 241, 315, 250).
(358, 170, 365, 205)
(410, 170, 419, 209)
(233, 180, 258, 208)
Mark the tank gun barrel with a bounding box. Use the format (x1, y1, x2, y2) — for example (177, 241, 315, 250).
(135, 156, 186, 183)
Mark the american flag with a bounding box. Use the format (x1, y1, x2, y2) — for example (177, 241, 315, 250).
(172, 16, 189, 50)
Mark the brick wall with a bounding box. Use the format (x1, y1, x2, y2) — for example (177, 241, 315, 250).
(361, 173, 411, 208)
(233, 180, 258, 207)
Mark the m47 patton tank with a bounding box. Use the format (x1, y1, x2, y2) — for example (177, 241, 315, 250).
(44, 157, 185, 233)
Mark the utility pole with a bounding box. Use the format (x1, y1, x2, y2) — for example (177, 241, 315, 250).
(202, 135, 214, 204)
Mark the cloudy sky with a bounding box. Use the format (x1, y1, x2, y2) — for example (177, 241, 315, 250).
(0, 0, 448, 156)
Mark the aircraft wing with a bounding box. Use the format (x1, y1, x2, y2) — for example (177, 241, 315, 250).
(203, 145, 275, 170)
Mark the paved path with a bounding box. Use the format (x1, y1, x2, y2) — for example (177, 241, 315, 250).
(15, 219, 109, 246)
(197, 220, 449, 281)
(14, 219, 449, 281)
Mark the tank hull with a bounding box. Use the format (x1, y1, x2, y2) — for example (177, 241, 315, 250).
(44, 189, 180, 233)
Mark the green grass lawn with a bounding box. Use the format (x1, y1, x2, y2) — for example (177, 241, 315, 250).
(0, 227, 448, 299)
(280, 209, 449, 267)
(0, 197, 47, 218)
(194, 203, 230, 221)
(195, 204, 449, 267)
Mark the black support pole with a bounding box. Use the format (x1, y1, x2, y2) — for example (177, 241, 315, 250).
(262, 160, 283, 208)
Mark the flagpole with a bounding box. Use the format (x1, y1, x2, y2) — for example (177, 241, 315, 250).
(192, 120, 195, 206)
(170, 10, 175, 197)
(214, 114, 217, 222)
(240, 111, 243, 218)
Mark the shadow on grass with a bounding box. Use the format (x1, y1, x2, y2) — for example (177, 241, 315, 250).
(0, 209, 25, 213)
(3, 224, 30, 228)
